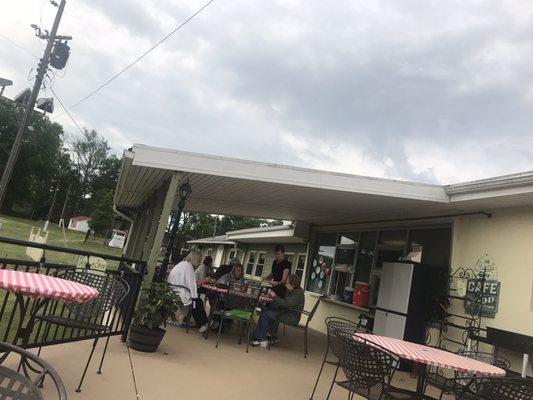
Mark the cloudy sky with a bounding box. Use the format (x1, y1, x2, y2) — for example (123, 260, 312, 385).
(2, 0, 533, 184)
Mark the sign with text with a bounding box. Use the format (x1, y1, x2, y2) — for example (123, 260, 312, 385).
(464, 279, 500, 318)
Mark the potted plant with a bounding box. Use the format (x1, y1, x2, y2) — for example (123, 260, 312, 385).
(129, 282, 182, 352)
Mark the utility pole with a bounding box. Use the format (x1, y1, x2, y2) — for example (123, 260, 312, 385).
(44, 178, 60, 231)
(58, 182, 71, 227)
(0, 0, 69, 209)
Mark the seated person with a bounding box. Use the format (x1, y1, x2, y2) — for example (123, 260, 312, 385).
(209, 263, 246, 331)
(211, 257, 240, 281)
(251, 274, 304, 347)
(195, 255, 213, 285)
(216, 263, 245, 286)
(167, 251, 210, 335)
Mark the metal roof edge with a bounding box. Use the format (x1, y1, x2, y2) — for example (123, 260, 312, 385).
(445, 171, 533, 195)
(130, 144, 450, 203)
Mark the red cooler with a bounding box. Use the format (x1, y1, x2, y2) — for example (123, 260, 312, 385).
(353, 283, 369, 307)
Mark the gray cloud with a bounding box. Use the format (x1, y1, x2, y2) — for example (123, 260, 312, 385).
(2, 0, 533, 184)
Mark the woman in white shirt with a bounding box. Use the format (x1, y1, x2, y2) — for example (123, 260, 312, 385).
(167, 251, 209, 334)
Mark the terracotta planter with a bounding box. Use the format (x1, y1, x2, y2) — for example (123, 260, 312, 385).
(129, 325, 166, 353)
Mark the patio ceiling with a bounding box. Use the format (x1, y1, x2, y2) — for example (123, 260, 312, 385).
(115, 144, 533, 226)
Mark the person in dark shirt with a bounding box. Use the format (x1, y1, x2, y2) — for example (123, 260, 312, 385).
(266, 244, 291, 298)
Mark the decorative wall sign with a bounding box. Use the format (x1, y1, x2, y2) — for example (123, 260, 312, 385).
(464, 254, 500, 318)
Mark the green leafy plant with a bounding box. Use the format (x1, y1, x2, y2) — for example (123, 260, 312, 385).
(132, 283, 183, 330)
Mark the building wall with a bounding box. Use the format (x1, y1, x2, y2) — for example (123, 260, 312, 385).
(449, 206, 533, 375)
(303, 207, 533, 375)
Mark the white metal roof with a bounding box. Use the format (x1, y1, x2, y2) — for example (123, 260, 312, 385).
(115, 144, 533, 226)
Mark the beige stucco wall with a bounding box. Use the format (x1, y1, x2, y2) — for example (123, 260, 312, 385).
(449, 206, 533, 375)
(304, 207, 533, 375)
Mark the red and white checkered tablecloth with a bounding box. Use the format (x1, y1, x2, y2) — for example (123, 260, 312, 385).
(354, 333, 505, 377)
(0, 269, 99, 304)
(201, 283, 273, 303)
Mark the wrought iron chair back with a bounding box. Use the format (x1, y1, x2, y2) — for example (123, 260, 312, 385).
(0, 341, 66, 400)
(326, 317, 363, 360)
(59, 269, 129, 319)
(338, 335, 397, 391)
(467, 377, 533, 400)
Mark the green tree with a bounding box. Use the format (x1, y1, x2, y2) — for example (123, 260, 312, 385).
(88, 189, 114, 236)
(0, 98, 65, 217)
(71, 128, 110, 214)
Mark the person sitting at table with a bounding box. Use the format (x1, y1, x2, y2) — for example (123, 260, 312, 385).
(265, 244, 291, 298)
(195, 256, 213, 289)
(251, 274, 304, 347)
(209, 263, 246, 332)
(211, 257, 240, 281)
(216, 263, 245, 286)
(167, 251, 210, 335)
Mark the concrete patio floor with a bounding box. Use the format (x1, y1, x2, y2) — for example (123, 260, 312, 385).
(36, 324, 452, 400)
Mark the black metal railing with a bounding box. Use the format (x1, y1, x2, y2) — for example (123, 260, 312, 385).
(0, 236, 146, 348)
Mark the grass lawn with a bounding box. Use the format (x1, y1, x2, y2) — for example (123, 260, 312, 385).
(0, 215, 126, 344)
(0, 215, 123, 268)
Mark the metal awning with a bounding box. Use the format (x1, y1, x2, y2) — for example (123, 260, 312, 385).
(115, 144, 533, 226)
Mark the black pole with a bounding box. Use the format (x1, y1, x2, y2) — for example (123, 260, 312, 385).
(156, 179, 191, 282)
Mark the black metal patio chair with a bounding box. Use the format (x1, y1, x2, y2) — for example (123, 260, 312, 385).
(33, 269, 128, 393)
(275, 294, 323, 358)
(455, 376, 533, 400)
(212, 282, 262, 353)
(425, 350, 511, 400)
(310, 316, 368, 400)
(0, 341, 67, 400)
(333, 334, 425, 400)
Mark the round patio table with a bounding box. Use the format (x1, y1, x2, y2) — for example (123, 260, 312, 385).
(353, 333, 505, 398)
(201, 283, 273, 303)
(0, 269, 99, 346)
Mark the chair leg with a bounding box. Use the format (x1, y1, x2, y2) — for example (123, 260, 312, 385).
(215, 316, 224, 348)
(238, 321, 244, 345)
(246, 322, 251, 353)
(304, 327, 308, 358)
(309, 355, 328, 399)
(326, 365, 339, 400)
(186, 310, 192, 334)
(76, 337, 99, 392)
(96, 334, 111, 375)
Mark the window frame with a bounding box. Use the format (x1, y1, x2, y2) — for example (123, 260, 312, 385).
(254, 252, 267, 278)
(245, 252, 256, 276)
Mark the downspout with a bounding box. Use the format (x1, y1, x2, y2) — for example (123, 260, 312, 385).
(113, 204, 134, 256)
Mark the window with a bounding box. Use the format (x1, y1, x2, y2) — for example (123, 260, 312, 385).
(305, 227, 452, 303)
(306, 233, 337, 294)
(295, 254, 306, 278)
(228, 249, 236, 261)
(254, 252, 266, 277)
(245, 252, 256, 275)
(354, 232, 377, 283)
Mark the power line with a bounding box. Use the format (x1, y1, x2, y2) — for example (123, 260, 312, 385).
(0, 32, 39, 59)
(53, 0, 217, 120)
(49, 85, 85, 136)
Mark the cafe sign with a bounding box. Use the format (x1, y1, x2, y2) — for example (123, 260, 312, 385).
(464, 255, 500, 318)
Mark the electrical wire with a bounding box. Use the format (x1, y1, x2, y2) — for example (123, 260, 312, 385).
(53, 0, 217, 120)
(49, 85, 85, 136)
(0, 32, 39, 59)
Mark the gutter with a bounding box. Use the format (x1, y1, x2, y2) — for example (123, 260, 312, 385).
(113, 205, 133, 223)
(445, 171, 533, 195)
